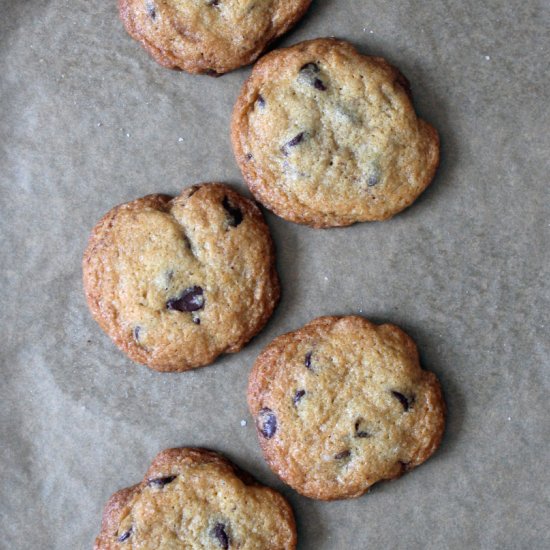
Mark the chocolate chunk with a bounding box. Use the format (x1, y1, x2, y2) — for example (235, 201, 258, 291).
(281, 132, 305, 155)
(391, 391, 413, 411)
(313, 78, 327, 91)
(212, 522, 229, 549)
(167, 286, 204, 312)
(258, 408, 277, 439)
(334, 450, 351, 460)
(145, 1, 156, 19)
(293, 389, 305, 405)
(117, 527, 132, 542)
(133, 326, 141, 342)
(222, 196, 243, 227)
(368, 173, 380, 187)
(287, 132, 304, 147)
(299, 63, 327, 91)
(354, 419, 370, 438)
(147, 475, 177, 488)
(304, 351, 312, 369)
(257, 94, 265, 108)
(207, 0, 220, 5)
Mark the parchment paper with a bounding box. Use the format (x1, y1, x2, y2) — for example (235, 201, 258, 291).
(1, 1, 549, 548)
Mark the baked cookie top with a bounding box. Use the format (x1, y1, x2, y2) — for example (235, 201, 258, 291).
(119, 0, 312, 74)
(232, 38, 440, 227)
(248, 316, 445, 500)
(82, 183, 279, 372)
(94, 448, 297, 549)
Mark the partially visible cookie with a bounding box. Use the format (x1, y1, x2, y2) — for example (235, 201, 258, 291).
(83, 183, 279, 372)
(232, 38, 440, 227)
(248, 316, 446, 500)
(118, 0, 312, 74)
(94, 447, 297, 549)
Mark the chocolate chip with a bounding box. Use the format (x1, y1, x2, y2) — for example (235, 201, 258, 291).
(133, 326, 141, 342)
(313, 78, 326, 91)
(334, 450, 351, 460)
(257, 94, 265, 108)
(304, 351, 312, 369)
(145, 1, 156, 19)
(287, 132, 304, 147)
(167, 286, 204, 312)
(281, 132, 305, 156)
(212, 523, 229, 549)
(147, 475, 177, 488)
(391, 391, 413, 411)
(207, 0, 220, 5)
(258, 408, 277, 438)
(299, 63, 327, 91)
(368, 173, 380, 187)
(293, 389, 305, 405)
(147, 475, 177, 489)
(354, 419, 370, 438)
(245, 153, 253, 161)
(117, 527, 132, 542)
(222, 196, 243, 227)
(192, 316, 201, 325)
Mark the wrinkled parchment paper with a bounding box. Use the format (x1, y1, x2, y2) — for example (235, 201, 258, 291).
(1, 1, 549, 548)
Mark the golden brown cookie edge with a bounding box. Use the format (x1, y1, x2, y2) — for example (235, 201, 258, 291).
(82, 183, 280, 372)
(247, 315, 446, 500)
(94, 447, 297, 549)
(231, 37, 440, 227)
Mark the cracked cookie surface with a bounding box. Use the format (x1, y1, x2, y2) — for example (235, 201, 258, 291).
(94, 448, 297, 549)
(248, 316, 446, 500)
(119, 0, 312, 74)
(83, 183, 279, 372)
(232, 38, 440, 227)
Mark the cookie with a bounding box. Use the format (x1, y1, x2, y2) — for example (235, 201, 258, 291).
(94, 447, 297, 549)
(118, 0, 312, 75)
(83, 183, 279, 372)
(231, 38, 440, 227)
(248, 316, 446, 500)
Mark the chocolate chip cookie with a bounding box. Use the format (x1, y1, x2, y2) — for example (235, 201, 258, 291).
(248, 316, 446, 500)
(83, 183, 279, 372)
(119, 0, 312, 74)
(232, 38, 440, 227)
(94, 448, 297, 549)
